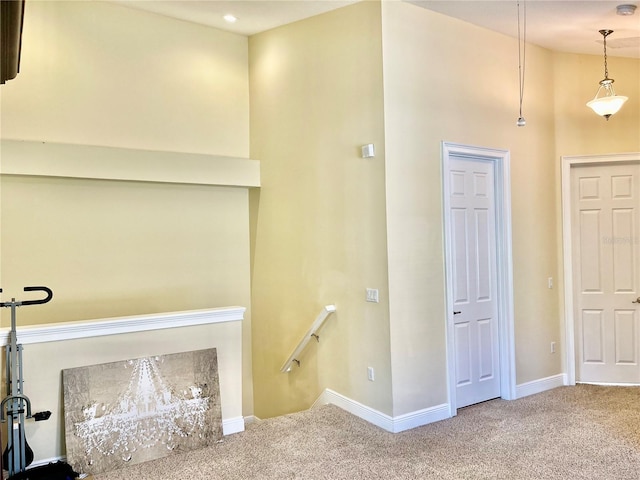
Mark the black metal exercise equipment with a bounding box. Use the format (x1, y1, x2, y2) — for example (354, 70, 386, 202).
(0, 286, 53, 478)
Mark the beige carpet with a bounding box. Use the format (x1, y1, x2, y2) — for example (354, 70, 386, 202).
(93, 384, 640, 479)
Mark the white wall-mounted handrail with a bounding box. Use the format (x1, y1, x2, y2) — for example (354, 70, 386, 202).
(280, 305, 336, 373)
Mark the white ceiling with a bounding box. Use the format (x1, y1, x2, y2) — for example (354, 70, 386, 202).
(112, 1, 360, 36)
(113, 0, 640, 58)
(411, 1, 640, 58)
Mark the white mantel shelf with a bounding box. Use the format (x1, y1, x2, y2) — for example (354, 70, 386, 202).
(0, 306, 245, 346)
(0, 139, 260, 188)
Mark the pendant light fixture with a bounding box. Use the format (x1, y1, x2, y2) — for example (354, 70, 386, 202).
(586, 29, 628, 120)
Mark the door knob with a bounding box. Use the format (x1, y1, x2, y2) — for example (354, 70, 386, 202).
(633, 297, 640, 304)
(453, 311, 461, 315)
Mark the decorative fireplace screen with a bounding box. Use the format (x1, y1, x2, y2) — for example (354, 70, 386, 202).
(62, 348, 222, 475)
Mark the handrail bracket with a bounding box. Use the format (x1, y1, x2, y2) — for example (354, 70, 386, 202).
(280, 305, 336, 373)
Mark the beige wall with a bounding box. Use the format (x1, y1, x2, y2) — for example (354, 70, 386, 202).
(0, 1, 255, 417)
(381, 2, 561, 415)
(553, 51, 640, 156)
(0, 0, 248, 157)
(2, 0, 638, 439)
(1, 176, 250, 324)
(249, 1, 392, 418)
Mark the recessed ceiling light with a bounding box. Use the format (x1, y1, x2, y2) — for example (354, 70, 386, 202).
(616, 4, 637, 15)
(223, 14, 238, 23)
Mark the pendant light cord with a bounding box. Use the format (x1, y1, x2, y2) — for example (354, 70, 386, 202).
(517, 0, 527, 120)
(602, 30, 609, 79)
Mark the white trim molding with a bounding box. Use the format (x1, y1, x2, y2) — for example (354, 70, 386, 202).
(315, 389, 450, 433)
(515, 374, 568, 399)
(244, 415, 262, 425)
(222, 416, 246, 435)
(441, 142, 516, 415)
(577, 382, 640, 387)
(0, 306, 245, 346)
(315, 374, 568, 435)
(561, 152, 640, 385)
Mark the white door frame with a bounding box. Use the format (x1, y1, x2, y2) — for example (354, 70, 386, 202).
(442, 142, 516, 417)
(561, 152, 640, 386)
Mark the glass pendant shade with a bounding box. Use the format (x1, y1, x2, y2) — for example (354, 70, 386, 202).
(586, 79, 628, 119)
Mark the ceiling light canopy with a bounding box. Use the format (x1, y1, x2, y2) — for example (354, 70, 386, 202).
(616, 4, 637, 16)
(586, 30, 628, 120)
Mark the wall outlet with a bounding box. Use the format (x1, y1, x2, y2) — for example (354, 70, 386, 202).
(550, 341, 556, 354)
(367, 366, 375, 381)
(548, 277, 553, 289)
(366, 288, 379, 303)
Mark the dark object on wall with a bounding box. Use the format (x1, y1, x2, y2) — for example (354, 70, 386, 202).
(1, 0, 26, 84)
(8, 461, 79, 480)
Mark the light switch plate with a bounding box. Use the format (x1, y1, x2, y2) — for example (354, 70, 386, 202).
(361, 144, 375, 158)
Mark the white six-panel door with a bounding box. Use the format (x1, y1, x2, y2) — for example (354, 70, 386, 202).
(571, 163, 640, 383)
(448, 157, 501, 408)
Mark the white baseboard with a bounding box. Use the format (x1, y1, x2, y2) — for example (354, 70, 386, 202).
(316, 388, 394, 431)
(515, 373, 567, 399)
(316, 388, 450, 433)
(577, 381, 640, 387)
(317, 375, 570, 433)
(392, 403, 450, 433)
(222, 416, 245, 435)
(30, 456, 66, 468)
(244, 414, 262, 424)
